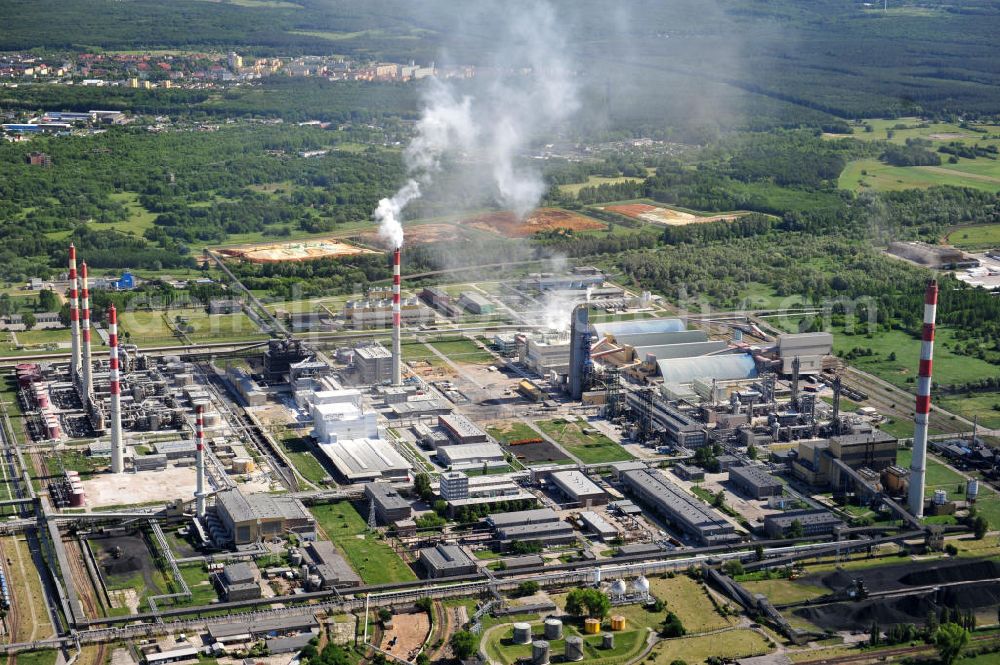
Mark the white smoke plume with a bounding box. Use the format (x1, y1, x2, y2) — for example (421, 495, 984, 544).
(373, 0, 579, 249)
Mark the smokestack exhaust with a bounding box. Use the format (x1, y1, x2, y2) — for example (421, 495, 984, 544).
(195, 404, 206, 517)
(907, 279, 938, 518)
(109, 305, 124, 474)
(68, 245, 81, 384)
(81, 262, 93, 400)
(392, 247, 402, 386)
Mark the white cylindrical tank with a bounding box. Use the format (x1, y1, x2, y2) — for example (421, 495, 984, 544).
(967, 479, 979, 501)
(564, 637, 583, 662)
(544, 618, 562, 640)
(933, 489, 948, 505)
(512, 623, 532, 645)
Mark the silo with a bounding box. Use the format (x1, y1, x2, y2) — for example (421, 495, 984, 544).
(967, 479, 979, 501)
(584, 618, 601, 634)
(544, 618, 563, 640)
(531, 641, 550, 665)
(564, 637, 583, 662)
(610, 615, 626, 631)
(602, 634, 615, 650)
(512, 623, 533, 645)
(933, 489, 948, 505)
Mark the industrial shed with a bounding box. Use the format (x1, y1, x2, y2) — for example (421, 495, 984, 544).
(729, 465, 784, 499)
(549, 470, 608, 506)
(419, 543, 478, 579)
(622, 469, 738, 545)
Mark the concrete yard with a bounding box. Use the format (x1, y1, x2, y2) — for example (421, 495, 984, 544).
(81, 466, 198, 507)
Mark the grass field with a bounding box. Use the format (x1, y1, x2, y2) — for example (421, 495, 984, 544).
(535, 419, 633, 464)
(278, 433, 330, 486)
(119, 309, 266, 345)
(946, 223, 1000, 250)
(487, 421, 544, 444)
(647, 575, 733, 632)
(650, 629, 771, 665)
(429, 337, 495, 364)
(834, 325, 1000, 391)
(559, 175, 642, 196)
(309, 501, 416, 585)
(101, 192, 159, 235)
(937, 392, 1000, 429)
(741, 577, 828, 605)
(0, 328, 72, 355)
(896, 449, 1000, 526)
(483, 621, 643, 665)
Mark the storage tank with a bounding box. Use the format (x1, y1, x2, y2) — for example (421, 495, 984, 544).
(933, 489, 948, 505)
(610, 579, 627, 596)
(69, 488, 85, 508)
(634, 576, 650, 596)
(543, 618, 562, 640)
(531, 641, 550, 665)
(289, 549, 303, 566)
(512, 623, 532, 645)
(601, 634, 614, 650)
(564, 637, 583, 662)
(967, 479, 979, 501)
(202, 411, 221, 427)
(584, 618, 601, 634)
(232, 458, 255, 474)
(610, 615, 626, 631)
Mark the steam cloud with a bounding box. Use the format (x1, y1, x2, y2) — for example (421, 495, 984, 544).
(373, 0, 579, 249)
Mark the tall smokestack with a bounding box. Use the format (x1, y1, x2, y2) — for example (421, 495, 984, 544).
(194, 404, 206, 517)
(908, 279, 938, 518)
(81, 262, 93, 400)
(68, 245, 81, 383)
(392, 247, 402, 386)
(108, 305, 124, 474)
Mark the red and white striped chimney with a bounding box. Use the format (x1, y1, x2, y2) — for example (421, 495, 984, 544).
(68, 245, 81, 383)
(392, 247, 402, 386)
(908, 279, 938, 518)
(108, 305, 124, 474)
(81, 262, 93, 400)
(194, 404, 206, 517)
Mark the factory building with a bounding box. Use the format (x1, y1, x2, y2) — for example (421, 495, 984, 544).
(153, 439, 197, 461)
(440, 475, 535, 513)
(495, 521, 575, 550)
(672, 464, 705, 482)
(214, 561, 261, 601)
(439, 471, 470, 500)
(311, 389, 379, 444)
(763, 510, 844, 539)
(728, 465, 784, 499)
(624, 390, 707, 448)
(305, 540, 362, 588)
(317, 438, 411, 483)
(776, 332, 833, 375)
(343, 297, 435, 329)
(420, 287, 463, 317)
(518, 271, 607, 292)
(364, 482, 412, 524)
(436, 442, 506, 470)
(486, 508, 560, 529)
(792, 431, 898, 487)
(354, 343, 393, 384)
(578, 510, 618, 540)
(549, 470, 608, 506)
(887, 241, 979, 270)
(522, 332, 571, 377)
(622, 469, 739, 545)
(458, 292, 495, 315)
(419, 544, 479, 579)
(214, 489, 314, 545)
(438, 413, 489, 444)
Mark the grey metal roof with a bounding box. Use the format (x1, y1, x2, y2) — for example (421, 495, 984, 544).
(764, 509, 843, 528)
(729, 465, 783, 490)
(438, 413, 487, 438)
(497, 521, 575, 541)
(591, 318, 686, 339)
(486, 508, 559, 529)
(365, 482, 411, 511)
(217, 488, 256, 524)
(622, 469, 733, 536)
(657, 353, 757, 385)
(420, 544, 476, 571)
(437, 442, 505, 464)
(550, 470, 606, 501)
(223, 561, 258, 584)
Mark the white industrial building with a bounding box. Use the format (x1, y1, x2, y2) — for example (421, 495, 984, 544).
(311, 389, 379, 444)
(776, 332, 833, 375)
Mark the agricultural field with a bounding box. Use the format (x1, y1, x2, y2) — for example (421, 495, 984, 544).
(559, 176, 642, 196)
(535, 419, 633, 465)
(309, 501, 417, 585)
(945, 223, 1000, 250)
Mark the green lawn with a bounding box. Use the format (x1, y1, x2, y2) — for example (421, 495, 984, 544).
(101, 191, 159, 235)
(278, 434, 330, 485)
(309, 501, 417, 585)
(11, 650, 59, 665)
(896, 449, 966, 499)
(834, 325, 1000, 391)
(741, 577, 828, 605)
(120, 309, 266, 346)
(651, 629, 771, 665)
(175, 564, 219, 606)
(937, 393, 1000, 429)
(839, 158, 1000, 193)
(648, 575, 734, 633)
(559, 175, 642, 196)
(487, 421, 544, 444)
(0, 328, 73, 355)
(429, 337, 495, 364)
(535, 419, 633, 464)
(946, 223, 1000, 250)
(484, 623, 642, 665)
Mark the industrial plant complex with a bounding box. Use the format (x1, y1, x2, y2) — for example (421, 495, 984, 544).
(0, 244, 996, 665)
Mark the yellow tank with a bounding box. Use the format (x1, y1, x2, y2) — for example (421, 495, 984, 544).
(232, 457, 255, 473)
(584, 618, 601, 634)
(610, 616, 626, 631)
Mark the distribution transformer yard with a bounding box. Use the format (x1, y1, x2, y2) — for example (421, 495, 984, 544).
(0, 244, 997, 665)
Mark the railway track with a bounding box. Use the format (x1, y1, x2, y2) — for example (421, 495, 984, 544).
(796, 633, 1000, 665)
